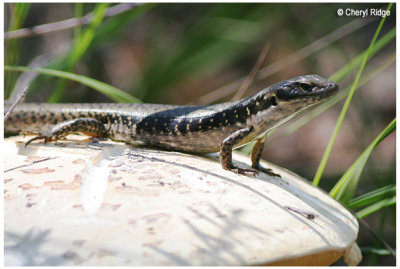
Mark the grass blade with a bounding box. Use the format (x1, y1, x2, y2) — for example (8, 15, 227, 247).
(5, 65, 141, 103)
(330, 27, 395, 82)
(312, 3, 393, 186)
(355, 196, 395, 219)
(267, 52, 395, 144)
(5, 3, 31, 99)
(48, 3, 110, 103)
(348, 185, 396, 209)
(361, 247, 396, 256)
(329, 118, 396, 202)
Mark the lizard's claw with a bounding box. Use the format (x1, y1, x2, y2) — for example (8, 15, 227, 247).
(23, 131, 55, 148)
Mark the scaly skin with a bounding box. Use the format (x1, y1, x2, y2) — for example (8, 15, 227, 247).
(5, 74, 339, 177)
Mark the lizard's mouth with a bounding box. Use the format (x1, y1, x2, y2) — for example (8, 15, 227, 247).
(306, 81, 339, 99)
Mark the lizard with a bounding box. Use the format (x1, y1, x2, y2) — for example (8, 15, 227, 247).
(4, 74, 338, 177)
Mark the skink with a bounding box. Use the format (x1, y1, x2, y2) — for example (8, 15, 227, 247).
(5, 74, 339, 177)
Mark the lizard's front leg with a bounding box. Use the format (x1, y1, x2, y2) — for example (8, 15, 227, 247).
(251, 136, 281, 177)
(220, 126, 259, 177)
(24, 118, 108, 147)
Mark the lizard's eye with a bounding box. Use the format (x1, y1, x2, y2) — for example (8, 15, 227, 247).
(299, 83, 313, 92)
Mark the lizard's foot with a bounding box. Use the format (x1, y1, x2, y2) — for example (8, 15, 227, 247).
(22, 131, 57, 147)
(252, 163, 281, 178)
(223, 164, 259, 177)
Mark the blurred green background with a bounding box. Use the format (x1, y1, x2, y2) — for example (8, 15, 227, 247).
(4, 3, 396, 266)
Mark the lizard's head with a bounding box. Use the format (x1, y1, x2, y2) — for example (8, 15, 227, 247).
(248, 75, 339, 131)
(270, 74, 339, 106)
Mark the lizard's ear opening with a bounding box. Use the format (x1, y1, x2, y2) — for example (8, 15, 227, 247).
(271, 96, 278, 106)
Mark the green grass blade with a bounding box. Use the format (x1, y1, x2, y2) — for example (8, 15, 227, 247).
(5, 65, 141, 103)
(330, 27, 395, 82)
(49, 3, 110, 103)
(361, 247, 396, 256)
(24, 4, 153, 99)
(265, 28, 394, 146)
(329, 118, 396, 202)
(69, 3, 109, 65)
(355, 196, 396, 219)
(5, 3, 31, 99)
(73, 3, 84, 40)
(267, 52, 395, 145)
(8, 3, 31, 32)
(92, 3, 155, 45)
(348, 185, 396, 209)
(312, 3, 393, 186)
